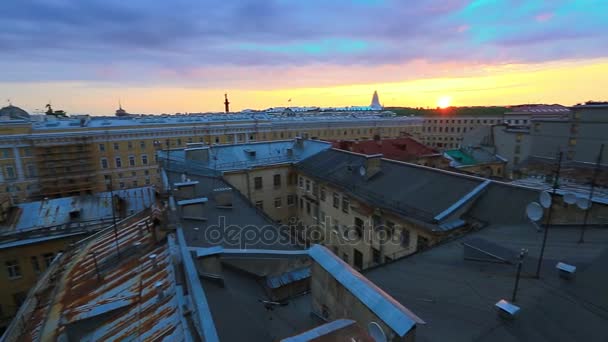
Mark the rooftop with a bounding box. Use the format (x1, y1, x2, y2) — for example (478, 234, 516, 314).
(166, 170, 300, 250)
(162, 139, 332, 173)
(365, 223, 608, 342)
(505, 104, 571, 115)
(3, 209, 195, 341)
(0, 187, 156, 237)
(26, 111, 421, 131)
(444, 146, 507, 167)
(295, 148, 486, 224)
(332, 138, 441, 162)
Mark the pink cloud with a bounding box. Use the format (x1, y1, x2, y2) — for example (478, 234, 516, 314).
(457, 24, 470, 33)
(535, 12, 554, 23)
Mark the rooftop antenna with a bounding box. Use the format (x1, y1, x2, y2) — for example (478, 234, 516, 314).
(535, 150, 563, 278)
(579, 143, 603, 243)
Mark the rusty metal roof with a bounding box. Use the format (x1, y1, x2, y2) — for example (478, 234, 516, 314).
(11, 210, 193, 342)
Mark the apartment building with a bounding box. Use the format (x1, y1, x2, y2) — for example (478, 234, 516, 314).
(0, 107, 421, 202)
(420, 116, 503, 150)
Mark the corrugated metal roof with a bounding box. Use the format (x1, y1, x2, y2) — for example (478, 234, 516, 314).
(308, 245, 424, 337)
(2, 186, 155, 234)
(266, 267, 311, 289)
(14, 210, 192, 342)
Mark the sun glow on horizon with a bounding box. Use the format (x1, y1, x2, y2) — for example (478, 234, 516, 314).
(437, 96, 452, 109)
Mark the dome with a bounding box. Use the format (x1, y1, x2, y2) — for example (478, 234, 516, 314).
(0, 105, 30, 120)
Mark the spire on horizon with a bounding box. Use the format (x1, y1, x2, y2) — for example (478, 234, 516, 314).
(370, 90, 382, 110)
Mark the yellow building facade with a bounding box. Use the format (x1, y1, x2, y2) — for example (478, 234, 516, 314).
(0, 112, 422, 202)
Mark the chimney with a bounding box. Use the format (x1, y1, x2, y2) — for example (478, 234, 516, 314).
(294, 136, 304, 148)
(364, 154, 383, 179)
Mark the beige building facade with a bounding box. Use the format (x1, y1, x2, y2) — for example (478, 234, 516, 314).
(0, 112, 422, 202)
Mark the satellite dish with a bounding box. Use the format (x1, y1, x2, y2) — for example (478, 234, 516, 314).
(368, 322, 387, 342)
(359, 166, 367, 176)
(576, 197, 591, 210)
(526, 202, 544, 222)
(563, 192, 577, 205)
(539, 191, 552, 209)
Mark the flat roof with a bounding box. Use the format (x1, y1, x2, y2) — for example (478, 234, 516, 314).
(365, 223, 608, 342)
(162, 139, 332, 172)
(0, 186, 156, 235)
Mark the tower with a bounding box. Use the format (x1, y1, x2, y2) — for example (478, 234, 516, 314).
(224, 93, 230, 113)
(370, 90, 382, 110)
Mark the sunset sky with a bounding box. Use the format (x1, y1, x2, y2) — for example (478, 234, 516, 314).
(1, 0, 607, 115)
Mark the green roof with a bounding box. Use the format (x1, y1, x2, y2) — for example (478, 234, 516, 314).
(444, 149, 477, 165)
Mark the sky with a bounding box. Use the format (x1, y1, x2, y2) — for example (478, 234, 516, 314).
(1, 0, 607, 115)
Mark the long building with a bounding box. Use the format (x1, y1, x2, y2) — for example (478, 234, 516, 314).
(0, 107, 422, 202)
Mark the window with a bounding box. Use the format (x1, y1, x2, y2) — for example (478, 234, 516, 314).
(140, 141, 146, 149)
(255, 200, 264, 211)
(385, 220, 395, 238)
(354, 217, 364, 238)
(342, 196, 350, 213)
(400, 229, 411, 247)
(177, 138, 182, 146)
(24, 147, 32, 156)
(298, 176, 304, 188)
(569, 138, 577, 146)
(5, 166, 16, 179)
(1, 149, 10, 158)
(273, 174, 281, 187)
(254, 176, 263, 190)
(128, 141, 133, 150)
(101, 158, 108, 169)
(306, 201, 311, 214)
(299, 198, 304, 209)
(114, 142, 120, 151)
(514, 145, 521, 154)
(99, 143, 105, 152)
(119, 182, 125, 189)
(287, 194, 295, 206)
(320, 187, 326, 201)
(333, 193, 340, 209)
(372, 248, 381, 264)
(354, 249, 363, 270)
(305, 180, 311, 192)
(6, 260, 21, 279)
(133, 180, 138, 187)
(115, 157, 122, 168)
(26, 163, 36, 178)
(31, 256, 41, 274)
(141, 155, 148, 165)
(129, 155, 136, 167)
(274, 197, 282, 208)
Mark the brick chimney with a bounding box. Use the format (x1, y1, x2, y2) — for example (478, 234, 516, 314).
(364, 154, 383, 179)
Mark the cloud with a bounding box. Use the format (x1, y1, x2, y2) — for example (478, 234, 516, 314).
(0, 0, 607, 86)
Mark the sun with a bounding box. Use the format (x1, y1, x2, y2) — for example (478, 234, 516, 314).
(437, 96, 452, 109)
